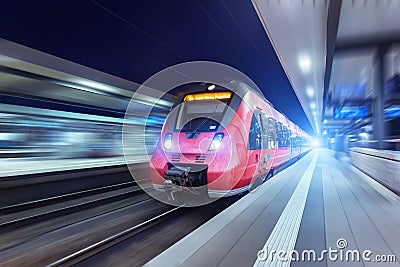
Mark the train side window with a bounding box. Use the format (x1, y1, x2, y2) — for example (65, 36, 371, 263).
(296, 137, 301, 148)
(291, 135, 296, 148)
(248, 113, 261, 150)
(287, 129, 292, 147)
(267, 117, 276, 149)
(284, 126, 290, 147)
(276, 122, 284, 148)
(258, 112, 270, 149)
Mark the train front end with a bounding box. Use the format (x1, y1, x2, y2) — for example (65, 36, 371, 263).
(149, 89, 246, 200)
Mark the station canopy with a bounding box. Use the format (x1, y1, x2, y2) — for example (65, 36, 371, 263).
(252, 0, 400, 136)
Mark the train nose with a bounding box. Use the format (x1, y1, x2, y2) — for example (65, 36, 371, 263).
(174, 132, 216, 154)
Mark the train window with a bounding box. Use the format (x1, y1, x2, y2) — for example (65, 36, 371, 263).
(260, 113, 270, 149)
(289, 131, 293, 147)
(180, 117, 220, 132)
(167, 92, 241, 132)
(175, 100, 227, 132)
(248, 113, 261, 150)
(278, 125, 290, 148)
(291, 136, 301, 148)
(276, 122, 283, 148)
(283, 126, 289, 147)
(267, 117, 276, 149)
(248, 111, 276, 149)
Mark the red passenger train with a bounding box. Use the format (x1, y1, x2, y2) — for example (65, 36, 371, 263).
(149, 82, 312, 198)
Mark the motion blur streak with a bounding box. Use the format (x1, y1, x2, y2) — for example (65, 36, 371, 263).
(0, 103, 166, 161)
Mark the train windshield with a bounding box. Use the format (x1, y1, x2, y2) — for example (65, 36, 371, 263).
(175, 100, 227, 132)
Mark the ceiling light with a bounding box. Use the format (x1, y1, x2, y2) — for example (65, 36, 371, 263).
(207, 84, 215, 91)
(323, 119, 327, 124)
(306, 87, 314, 97)
(299, 55, 311, 73)
(310, 102, 316, 109)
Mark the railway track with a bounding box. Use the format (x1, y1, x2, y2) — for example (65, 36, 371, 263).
(0, 195, 173, 266)
(0, 182, 147, 229)
(46, 206, 184, 267)
(0, 162, 241, 267)
(0, 182, 241, 266)
(0, 181, 135, 214)
(0, 164, 150, 208)
(71, 195, 242, 267)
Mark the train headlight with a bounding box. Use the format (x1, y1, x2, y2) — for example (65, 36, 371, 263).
(163, 133, 173, 150)
(208, 133, 224, 151)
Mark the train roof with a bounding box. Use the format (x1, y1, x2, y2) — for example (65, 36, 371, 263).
(167, 81, 311, 137)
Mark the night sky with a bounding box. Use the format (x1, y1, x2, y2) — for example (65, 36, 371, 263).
(1, 0, 313, 134)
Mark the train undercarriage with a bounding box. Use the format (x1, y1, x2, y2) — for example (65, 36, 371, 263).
(164, 163, 208, 200)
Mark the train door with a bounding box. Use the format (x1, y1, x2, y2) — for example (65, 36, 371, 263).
(248, 112, 262, 178)
(248, 110, 270, 190)
(265, 116, 277, 173)
(258, 112, 268, 174)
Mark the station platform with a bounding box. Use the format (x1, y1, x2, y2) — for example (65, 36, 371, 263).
(146, 149, 400, 266)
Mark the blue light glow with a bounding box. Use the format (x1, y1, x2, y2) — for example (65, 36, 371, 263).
(334, 82, 367, 100)
(384, 106, 400, 118)
(334, 106, 368, 119)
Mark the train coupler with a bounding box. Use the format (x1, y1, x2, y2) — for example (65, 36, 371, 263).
(164, 167, 190, 201)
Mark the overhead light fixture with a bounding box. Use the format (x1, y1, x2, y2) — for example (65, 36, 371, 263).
(310, 102, 316, 109)
(312, 111, 317, 116)
(323, 119, 327, 124)
(306, 87, 314, 97)
(323, 130, 328, 135)
(207, 84, 216, 91)
(299, 55, 311, 73)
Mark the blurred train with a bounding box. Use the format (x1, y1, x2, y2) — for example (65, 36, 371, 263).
(150, 82, 312, 198)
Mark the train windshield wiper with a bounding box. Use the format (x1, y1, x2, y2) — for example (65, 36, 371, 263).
(190, 118, 208, 136)
(192, 104, 220, 135)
